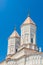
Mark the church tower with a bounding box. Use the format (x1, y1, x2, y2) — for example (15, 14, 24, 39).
(7, 29, 20, 55)
(21, 16, 38, 51)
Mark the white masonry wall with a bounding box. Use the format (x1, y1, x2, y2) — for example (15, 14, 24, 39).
(7, 60, 15, 65)
(7, 38, 15, 55)
(26, 55, 43, 65)
(21, 24, 36, 45)
(30, 24, 36, 45)
(7, 37, 20, 55)
(21, 25, 30, 45)
(0, 54, 43, 65)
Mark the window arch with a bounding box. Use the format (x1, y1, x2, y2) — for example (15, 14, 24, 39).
(31, 38, 33, 43)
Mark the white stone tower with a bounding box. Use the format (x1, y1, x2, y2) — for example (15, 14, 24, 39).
(7, 29, 20, 55)
(21, 16, 38, 51)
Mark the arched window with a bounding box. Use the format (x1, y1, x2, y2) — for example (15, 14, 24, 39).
(31, 38, 33, 43)
(16, 49, 17, 52)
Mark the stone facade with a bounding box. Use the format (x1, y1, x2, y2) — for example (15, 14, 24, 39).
(0, 16, 43, 65)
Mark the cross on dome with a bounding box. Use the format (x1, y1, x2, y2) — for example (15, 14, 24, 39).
(21, 15, 35, 27)
(9, 28, 20, 38)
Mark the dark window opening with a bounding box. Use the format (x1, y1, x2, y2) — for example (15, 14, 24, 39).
(31, 38, 33, 43)
(16, 49, 17, 52)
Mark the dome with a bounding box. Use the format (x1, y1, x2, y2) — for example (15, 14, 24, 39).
(21, 16, 35, 27)
(9, 30, 20, 38)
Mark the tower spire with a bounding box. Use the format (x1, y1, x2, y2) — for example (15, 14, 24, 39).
(28, 10, 30, 17)
(14, 26, 16, 30)
(28, 13, 30, 17)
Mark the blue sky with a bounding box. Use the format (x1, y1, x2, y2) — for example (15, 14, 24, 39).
(0, 0, 43, 62)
